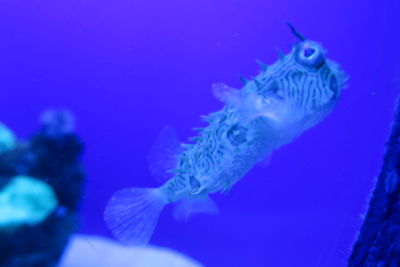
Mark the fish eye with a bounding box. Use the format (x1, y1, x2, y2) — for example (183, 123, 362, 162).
(296, 41, 325, 69)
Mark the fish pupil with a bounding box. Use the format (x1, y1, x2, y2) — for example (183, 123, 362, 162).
(304, 48, 316, 58)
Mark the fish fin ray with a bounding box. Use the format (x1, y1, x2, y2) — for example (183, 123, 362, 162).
(146, 126, 182, 183)
(104, 187, 168, 246)
(212, 83, 241, 105)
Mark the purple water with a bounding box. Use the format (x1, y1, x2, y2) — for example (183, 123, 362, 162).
(0, 0, 399, 266)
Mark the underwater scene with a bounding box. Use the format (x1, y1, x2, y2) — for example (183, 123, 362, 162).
(0, 0, 400, 266)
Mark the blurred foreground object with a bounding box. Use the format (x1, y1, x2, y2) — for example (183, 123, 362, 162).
(0, 110, 85, 267)
(59, 234, 205, 267)
(0, 175, 58, 230)
(0, 123, 16, 154)
(348, 99, 400, 265)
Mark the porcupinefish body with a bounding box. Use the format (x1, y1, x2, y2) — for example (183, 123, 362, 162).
(104, 25, 347, 246)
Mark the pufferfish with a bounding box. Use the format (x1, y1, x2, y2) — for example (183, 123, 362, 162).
(104, 24, 348, 246)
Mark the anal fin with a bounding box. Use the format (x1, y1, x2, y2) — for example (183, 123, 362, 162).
(173, 195, 219, 222)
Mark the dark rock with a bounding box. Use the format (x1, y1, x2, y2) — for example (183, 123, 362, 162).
(0, 111, 85, 267)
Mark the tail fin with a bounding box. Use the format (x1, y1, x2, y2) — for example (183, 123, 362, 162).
(104, 187, 168, 246)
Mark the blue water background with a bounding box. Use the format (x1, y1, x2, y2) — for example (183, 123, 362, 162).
(0, 0, 399, 266)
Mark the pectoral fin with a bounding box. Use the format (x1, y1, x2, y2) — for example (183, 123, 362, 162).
(212, 83, 241, 105)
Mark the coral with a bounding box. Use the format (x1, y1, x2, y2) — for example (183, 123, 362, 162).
(0, 175, 58, 230)
(0, 110, 85, 267)
(0, 123, 16, 154)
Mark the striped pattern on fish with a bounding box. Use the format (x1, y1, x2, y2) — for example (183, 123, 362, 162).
(104, 24, 348, 246)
